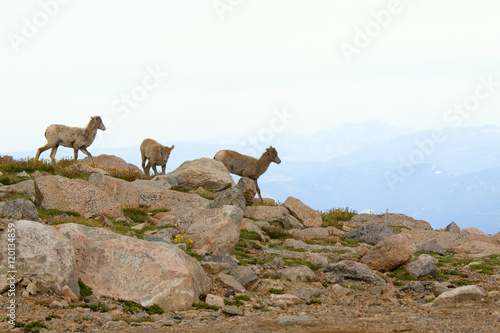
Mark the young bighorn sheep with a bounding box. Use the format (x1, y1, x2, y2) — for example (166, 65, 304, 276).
(140, 138, 175, 175)
(214, 146, 281, 202)
(35, 116, 106, 164)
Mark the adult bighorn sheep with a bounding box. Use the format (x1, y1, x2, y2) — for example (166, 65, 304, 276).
(214, 146, 281, 202)
(140, 138, 175, 175)
(35, 116, 106, 164)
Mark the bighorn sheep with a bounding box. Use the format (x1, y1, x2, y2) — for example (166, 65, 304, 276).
(214, 146, 281, 202)
(35, 116, 106, 164)
(140, 138, 175, 175)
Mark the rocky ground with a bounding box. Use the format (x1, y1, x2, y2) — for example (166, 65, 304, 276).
(1, 156, 499, 332)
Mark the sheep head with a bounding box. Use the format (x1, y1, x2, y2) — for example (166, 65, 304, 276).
(160, 144, 174, 164)
(91, 116, 106, 131)
(267, 146, 281, 164)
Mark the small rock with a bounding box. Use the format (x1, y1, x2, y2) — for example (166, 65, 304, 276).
(131, 222, 149, 230)
(16, 171, 30, 178)
(369, 286, 383, 295)
(274, 314, 317, 325)
(270, 294, 302, 306)
(26, 283, 37, 295)
(62, 285, 79, 302)
(205, 294, 225, 308)
(445, 222, 460, 233)
(217, 273, 246, 293)
(406, 254, 437, 278)
(201, 262, 232, 275)
(49, 300, 65, 309)
(99, 215, 113, 227)
(432, 285, 486, 305)
(413, 282, 425, 294)
(229, 267, 259, 288)
(222, 306, 244, 316)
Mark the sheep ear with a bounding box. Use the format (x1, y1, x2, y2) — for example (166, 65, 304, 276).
(170, 145, 175, 150)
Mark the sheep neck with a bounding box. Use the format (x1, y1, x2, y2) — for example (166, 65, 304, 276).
(255, 152, 272, 177)
(84, 119, 99, 142)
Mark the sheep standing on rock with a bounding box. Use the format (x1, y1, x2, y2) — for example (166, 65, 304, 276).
(214, 146, 281, 203)
(35, 116, 106, 164)
(140, 138, 175, 175)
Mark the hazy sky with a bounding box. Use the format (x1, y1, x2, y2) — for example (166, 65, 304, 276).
(1, 0, 500, 153)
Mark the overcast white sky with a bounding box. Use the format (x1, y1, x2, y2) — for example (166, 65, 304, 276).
(1, 0, 500, 154)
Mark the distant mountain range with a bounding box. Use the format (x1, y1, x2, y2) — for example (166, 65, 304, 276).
(7, 120, 500, 234)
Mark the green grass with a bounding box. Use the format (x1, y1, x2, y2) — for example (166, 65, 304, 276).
(388, 225, 411, 233)
(123, 207, 149, 223)
(232, 230, 264, 265)
(388, 267, 417, 281)
(39, 209, 81, 219)
(450, 279, 479, 287)
(440, 269, 468, 278)
(350, 285, 365, 291)
(24, 321, 49, 331)
(284, 258, 322, 270)
(192, 303, 220, 311)
(320, 207, 356, 229)
(469, 263, 496, 274)
(307, 299, 322, 305)
(0, 191, 32, 202)
(262, 226, 289, 240)
(144, 304, 164, 315)
(234, 294, 250, 301)
(89, 302, 108, 312)
(78, 279, 93, 297)
(269, 288, 285, 294)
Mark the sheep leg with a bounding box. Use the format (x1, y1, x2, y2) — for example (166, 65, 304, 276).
(141, 153, 147, 174)
(35, 144, 52, 160)
(80, 147, 94, 165)
(144, 161, 151, 176)
(161, 164, 166, 175)
(254, 178, 263, 203)
(152, 163, 159, 175)
(49, 146, 58, 163)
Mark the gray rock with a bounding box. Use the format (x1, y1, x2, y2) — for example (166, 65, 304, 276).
(0, 198, 39, 221)
(360, 233, 416, 272)
(56, 223, 210, 312)
(175, 206, 243, 254)
(228, 267, 259, 288)
(416, 239, 446, 256)
(201, 254, 239, 268)
(369, 286, 383, 295)
(293, 288, 327, 300)
(15, 171, 30, 178)
(413, 282, 425, 294)
(264, 257, 285, 270)
(405, 254, 438, 278)
(222, 306, 244, 316)
(0, 220, 79, 296)
(216, 273, 246, 293)
(166, 158, 235, 191)
(143, 228, 179, 244)
(432, 285, 486, 305)
(323, 260, 386, 286)
(275, 314, 317, 325)
(279, 214, 304, 230)
(201, 262, 232, 275)
(345, 223, 398, 245)
(445, 222, 460, 233)
(206, 187, 246, 212)
(346, 213, 433, 230)
(281, 265, 317, 282)
(35, 175, 124, 218)
(235, 177, 256, 206)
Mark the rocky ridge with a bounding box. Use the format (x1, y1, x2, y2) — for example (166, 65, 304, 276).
(0, 154, 499, 332)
